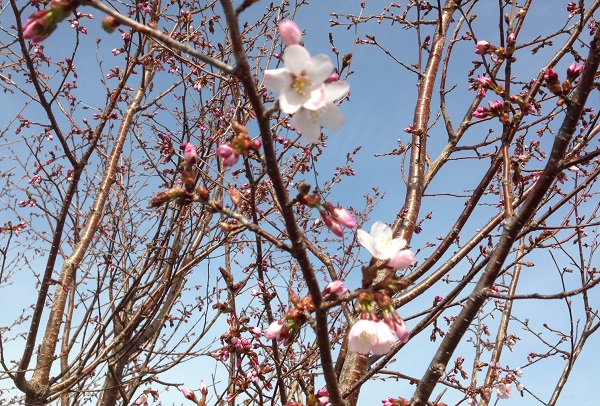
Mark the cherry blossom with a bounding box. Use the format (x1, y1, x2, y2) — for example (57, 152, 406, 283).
(347, 319, 378, 354)
(371, 321, 397, 355)
(496, 382, 512, 399)
(264, 45, 334, 114)
(357, 221, 407, 260)
(293, 81, 349, 143)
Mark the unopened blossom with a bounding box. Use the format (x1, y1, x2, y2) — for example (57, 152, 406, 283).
(347, 319, 378, 354)
(544, 68, 563, 96)
(496, 382, 512, 399)
(183, 142, 198, 164)
(22, 0, 77, 42)
(264, 44, 334, 114)
(475, 40, 494, 55)
(357, 221, 407, 260)
(323, 215, 343, 237)
(323, 280, 349, 301)
(199, 379, 208, 395)
(278, 19, 302, 46)
(383, 312, 410, 343)
(101, 16, 120, 33)
(149, 187, 186, 208)
(386, 248, 416, 269)
(133, 394, 148, 405)
(331, 206, 356, 228)
(216, 144, 239, 167)
(566, 62, 584, 83)
(293, 81, 348, 143)
(181, 388, 198, 403)
(265, 320, 284, 340)
(316, 388, 329, 405)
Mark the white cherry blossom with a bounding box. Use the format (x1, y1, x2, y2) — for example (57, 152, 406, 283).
(357, 221, 407, 260)
(264, 45, 334, 114)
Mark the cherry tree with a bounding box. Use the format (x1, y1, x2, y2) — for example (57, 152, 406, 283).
(1, 1, 599, 405)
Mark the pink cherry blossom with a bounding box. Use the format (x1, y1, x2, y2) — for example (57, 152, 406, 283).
(278, 20, 302, 46)
(264, 45, 334, 114)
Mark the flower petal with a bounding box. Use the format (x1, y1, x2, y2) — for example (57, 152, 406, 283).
(283, 44, 311, 74)
(307, 54, 334, 84)
(320, 104, 345, 131)
(264, 68, 292, 93)
(324, 80, 350, 100)
(294, 108, 322, 143)
(357, 229, 377, 257)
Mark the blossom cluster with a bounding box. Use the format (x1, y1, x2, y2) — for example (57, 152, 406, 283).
(215, 121, 261, 167)
(264, 20, 349, 143)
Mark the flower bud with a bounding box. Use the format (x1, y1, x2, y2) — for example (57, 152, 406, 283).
(278, 20, 302, 46)
(183, 142, 198, 164)
(181, 388, 198, 403)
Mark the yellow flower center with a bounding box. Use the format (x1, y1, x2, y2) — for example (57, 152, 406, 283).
(292, 74, 312, 95)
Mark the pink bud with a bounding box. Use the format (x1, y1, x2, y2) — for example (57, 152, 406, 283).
(278, 20, 302, 46)
(181, 388, 198, 403)
(386, 249, 416, 269)
(323, 215, 344, 237)
(265, 320, 284, 340)
(199, 380, 208, 395)
(475, 40, 492, 55)
(332, 207, 356, 228)
(216, 144, 233, 158)
(183, 142, 198, 164)
(324, 280, 349, 297)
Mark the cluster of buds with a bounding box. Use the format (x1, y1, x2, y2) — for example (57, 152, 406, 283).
(347, 292, 410, 355)
(470, 76, 505, 99)
(544, 63, 584, 103)
(296, 182, 356, 237)
(474, 34, 516, 61)
(22, 0, 79, 43)
(265, 290, 314, 345)
(149, 142, 210, 208)
(181, 380, 209, 405)
(215, 121, 261, 167)
(473, 100, 510, 124)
